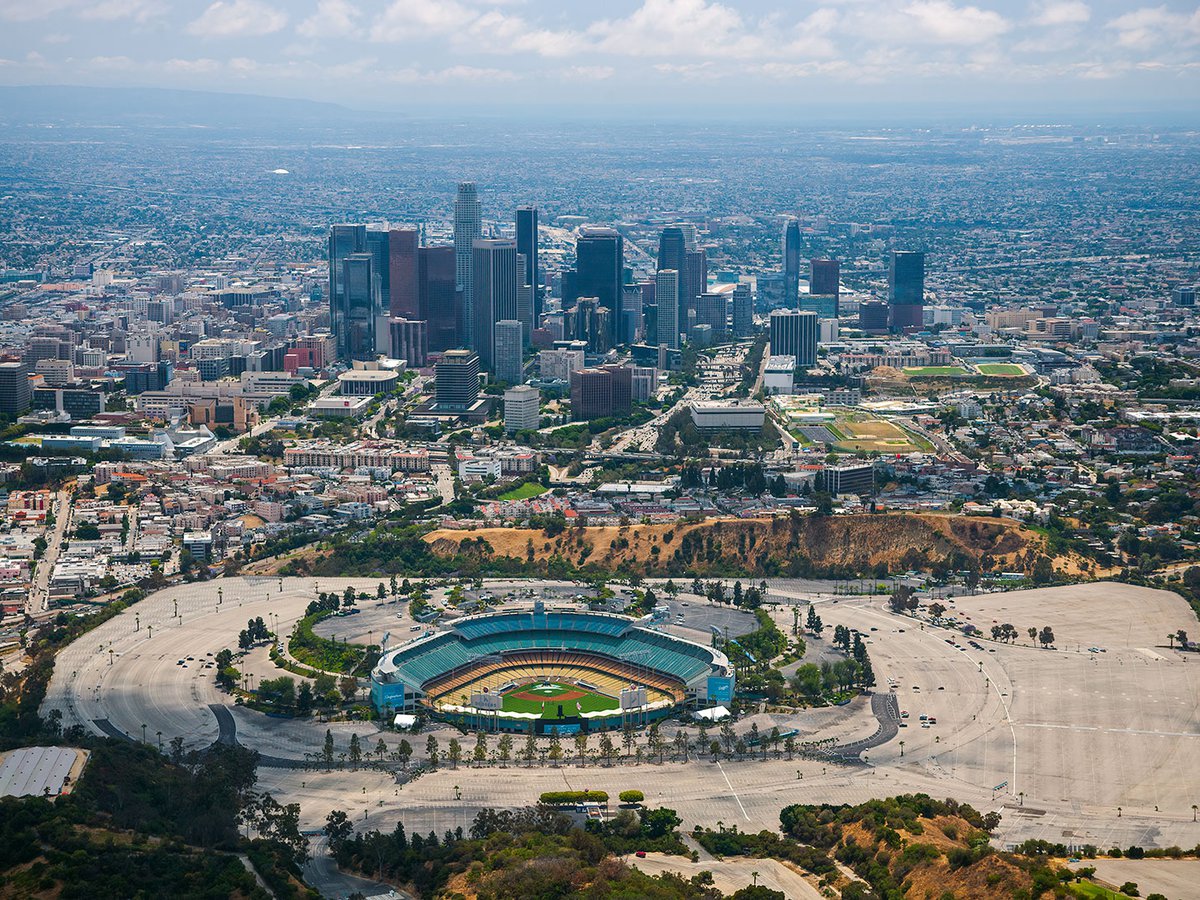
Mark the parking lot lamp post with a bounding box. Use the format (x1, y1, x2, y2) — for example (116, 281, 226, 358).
(141, 723, 147, 743)
(218, 587, 223, 605)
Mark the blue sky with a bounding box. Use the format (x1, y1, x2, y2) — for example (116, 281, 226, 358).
(1, 0, 1198, 115)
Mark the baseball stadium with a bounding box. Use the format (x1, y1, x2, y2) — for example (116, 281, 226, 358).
(371, 602, 733, 733)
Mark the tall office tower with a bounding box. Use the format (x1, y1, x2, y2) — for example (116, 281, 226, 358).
(657, 226, 688, 343)
(569, 365, 632, 420)
(389, 317, 428, 368)
(454, 182, 482, 347)
(435, 349, 480, 411)
(770, 309, 818, 366)
(0, 360, 31, 416)
(810, 258, 840, 298)
(418, 246, 458, 352)
(782, 219, 802, 307)
(732, 283, 753, 337)
(889, 250, 925, 332)
(685, 248, 707, 314)
(328, 224, 366, 351)
(516, 254, 534, 347)
(365, 228, 391, 313)
(695, 292, 729, 340)
(1173, 285, 1196, 307)
(504, 384, 540, 433)
(493, 320, 524, 385)
(620, 284, 643, 345)
(339, 251, 382, 360)
(471, 239, 518, 374)
(574, 226, 624, 348)
(655, 270, 681, 349)
(858, 299, 890, 333)
(388, 228, 419, 318)
(516, 206, 540, 319)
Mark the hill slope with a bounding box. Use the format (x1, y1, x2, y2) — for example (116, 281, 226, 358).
(425, 513, 1072, 577)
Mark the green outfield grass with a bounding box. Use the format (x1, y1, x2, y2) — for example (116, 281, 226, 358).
(976, 362, 1026, 376)
(500, 681, 619, 720)
(902, 365, 970, 377)
(497, 482, 549, 501)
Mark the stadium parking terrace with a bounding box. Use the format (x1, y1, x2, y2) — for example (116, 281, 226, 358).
(40, 576, 1200, 852)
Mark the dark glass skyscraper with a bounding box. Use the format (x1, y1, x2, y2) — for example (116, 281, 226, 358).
(328, 224, 366, 356)
(889, 250, 925, 332)
(782, 219, 802, 308)
(454, 182, 482, 348)
(388, 228, 419, 319)
(574, 226, 624, 349)
(365, 229, 390, 313)
(516, 206, 540, 319)
(656, 226, 687, 346)
(419, 246, 457, 352)
(471, 239, 518, 374)
(810, 258, 840, 298)
(340, 251, 382, 360)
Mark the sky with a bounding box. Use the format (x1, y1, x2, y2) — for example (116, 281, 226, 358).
(1, 0, 1198, 117)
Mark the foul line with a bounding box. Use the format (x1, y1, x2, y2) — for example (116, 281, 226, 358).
(716, 761, 750, 821)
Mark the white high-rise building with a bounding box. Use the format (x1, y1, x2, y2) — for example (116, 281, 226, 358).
(504, 384, 540, 433)
(656, 269, 681, 350)
(494, 319, 524, 385)
(454, 182, 482, 348)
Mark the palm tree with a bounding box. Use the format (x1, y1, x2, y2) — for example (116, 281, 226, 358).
(899, 740, 905, 757)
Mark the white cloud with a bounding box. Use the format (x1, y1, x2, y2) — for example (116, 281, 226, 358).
(0, 0, 81, 22)
(371, 0, 473, 42)
(81, 0, 165, 22)
(187, 0, 288, 38)
(562, 64, 616, 80)
(296, 0, 360, 40)
(466, 10, 584, 57)
(1106, 6, 1200, 51)
(589, 0, 766, 59)
(899, 1, 1010, 45)
(1031, 1, 1089, 27)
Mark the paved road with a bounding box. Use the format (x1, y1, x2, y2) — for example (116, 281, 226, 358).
(304, 834, 409, 900)
(629, 851, 822, 898)
(29, 489, 72, 617)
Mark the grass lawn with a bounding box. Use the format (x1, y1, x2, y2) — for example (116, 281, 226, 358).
(501, 681, 619, 719)
(1066, 881, 1125, 899)
(902, 365, 970, 377)
(976, 362, 1026, 376)
(498, 482, 549, 501)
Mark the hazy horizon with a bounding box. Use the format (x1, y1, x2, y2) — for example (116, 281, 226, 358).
(0, 1, 1198, 121)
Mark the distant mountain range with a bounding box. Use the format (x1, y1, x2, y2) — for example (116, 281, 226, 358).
(0, 84, 378, 127)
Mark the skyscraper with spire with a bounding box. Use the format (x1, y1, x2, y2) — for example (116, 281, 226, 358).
(782, 219, 802, 308)
(454, 182, 482, 348)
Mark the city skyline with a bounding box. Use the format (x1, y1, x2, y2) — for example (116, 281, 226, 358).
(0, 1, 1198, 117)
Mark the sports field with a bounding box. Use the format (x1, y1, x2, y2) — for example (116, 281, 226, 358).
(498, 482, 549, 501)
(501, 681, 619, 720)
(901, 365, 970, 377)
(826, 417, 930, 453)
(975, 362, 1026, 376)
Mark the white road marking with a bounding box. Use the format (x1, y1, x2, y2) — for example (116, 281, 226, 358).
(716, 761, 750, 821)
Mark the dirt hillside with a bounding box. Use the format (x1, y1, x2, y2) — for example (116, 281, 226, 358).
(425, 513, 1074, 577)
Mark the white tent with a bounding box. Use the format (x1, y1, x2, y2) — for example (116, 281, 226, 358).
(693, 705, 730, 721)
(393, 713, 418, 729)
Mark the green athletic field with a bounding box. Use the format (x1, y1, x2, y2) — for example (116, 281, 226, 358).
(500, 681, 620, 720)
(976, 363, 1026, 376)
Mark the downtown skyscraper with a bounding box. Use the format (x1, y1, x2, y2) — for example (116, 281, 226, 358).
(454, 182, 482, 348)
(889, 250, 925, 332)
(782, 219, 802, 308)
(516, 206, 540, 320)
(471, 239, 518, 374)
(573, 226, 624, 350)
(656, 226, 687, 347)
